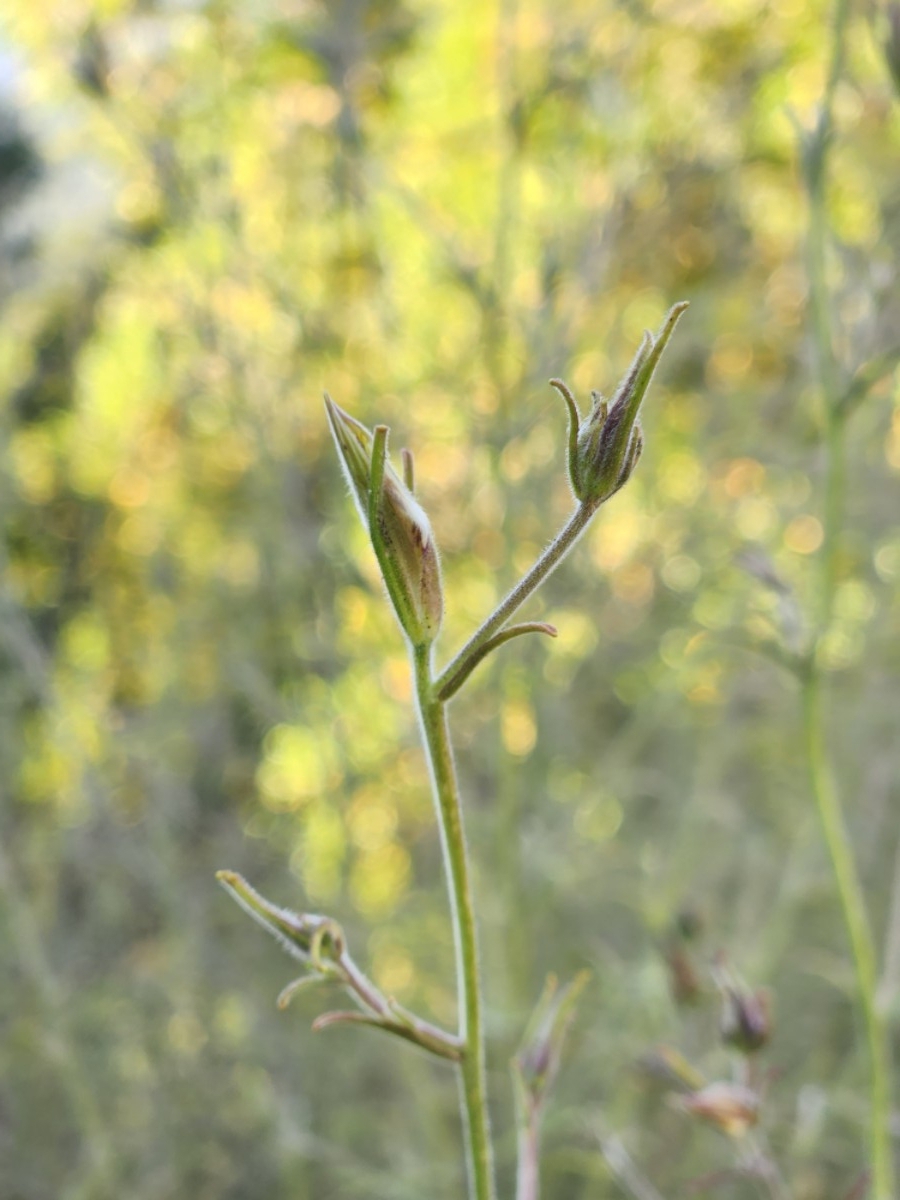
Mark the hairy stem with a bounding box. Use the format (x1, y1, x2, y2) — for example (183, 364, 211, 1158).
(514, 1104, 539, 1200)
(412, 643, 496, 1200)
(436, 501, 596, 698)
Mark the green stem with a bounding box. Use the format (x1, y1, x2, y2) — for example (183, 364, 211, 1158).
(819, 413, 846, 631)
(412, 643, 496, 1200)
(800, 4, 895, 1190)
(436, 502, 596, 699)
(800, 671, 894, 1199)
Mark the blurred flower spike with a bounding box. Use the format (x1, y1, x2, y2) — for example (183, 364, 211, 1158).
(513, 971, 590, 1114)
(551, 301, 688, 508)
(324, 396, 443, 648)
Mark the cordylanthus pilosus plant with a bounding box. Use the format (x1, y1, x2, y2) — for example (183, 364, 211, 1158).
(218, 302, 688, 1200)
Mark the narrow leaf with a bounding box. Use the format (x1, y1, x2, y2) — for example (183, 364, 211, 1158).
(277, 974, 333, 1010)
(216, 870, 342, 965)
(437, 622, 558, 702)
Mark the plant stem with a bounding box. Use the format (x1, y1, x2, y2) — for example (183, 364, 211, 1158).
(800, 670, 893, 1197)
(800, 3, 895, 1190)
(436, 501, 596, 699)
(514, 1100, 539, 1200)
(878, 831, 900, 1015)
(412, 642, 496, 1200)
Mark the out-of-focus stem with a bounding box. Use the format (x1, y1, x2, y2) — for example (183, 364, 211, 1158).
(800, 671, 891, 1197)
(412, 643, 496, 1200)
(0, 839, 116, 1193)
(514, 1098, 539, 1200)
(801, 3, 895, 1193)
(878, 832, 900, 1014)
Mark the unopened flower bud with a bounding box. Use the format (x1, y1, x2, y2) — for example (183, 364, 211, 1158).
(720, 983, 772, 1054)
(552, 301, 688, 508)
(324, 396, 443, 647)
(713, 954, 772, 1054)
(514, 971, 589, 1111)
(680, 1081, 760, 1138)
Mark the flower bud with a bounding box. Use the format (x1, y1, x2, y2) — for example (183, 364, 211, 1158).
(513, 971, 589, 1112)
(324, 396, 443, 647)
(713, 955, 772, 1054)
(720, 983, 772, 1054)
(553, 301, 688, 507)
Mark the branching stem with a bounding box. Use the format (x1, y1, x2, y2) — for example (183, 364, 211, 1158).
(436, 501, 596, 699)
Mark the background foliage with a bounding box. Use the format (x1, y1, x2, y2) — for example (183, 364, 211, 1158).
(1, 1, 898, 1197)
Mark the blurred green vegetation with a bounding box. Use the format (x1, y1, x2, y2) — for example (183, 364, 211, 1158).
(0, 1, 898, 1197)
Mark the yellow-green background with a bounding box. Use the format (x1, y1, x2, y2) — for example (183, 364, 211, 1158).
(1, 0, 898, 1196)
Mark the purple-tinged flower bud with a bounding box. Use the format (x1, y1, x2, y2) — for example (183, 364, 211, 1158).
(514, 971, 589, 1112)
(552, 301, 688, 508)
(720, 984, 772, 1054)
(324, 396, 443, 647)
(713, 955, 772, 1054)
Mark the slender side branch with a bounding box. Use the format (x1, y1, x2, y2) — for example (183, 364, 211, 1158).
(513, 971, 589, 1200)
(215, 870, 461, 1062)
(436, 502, 596, 699)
